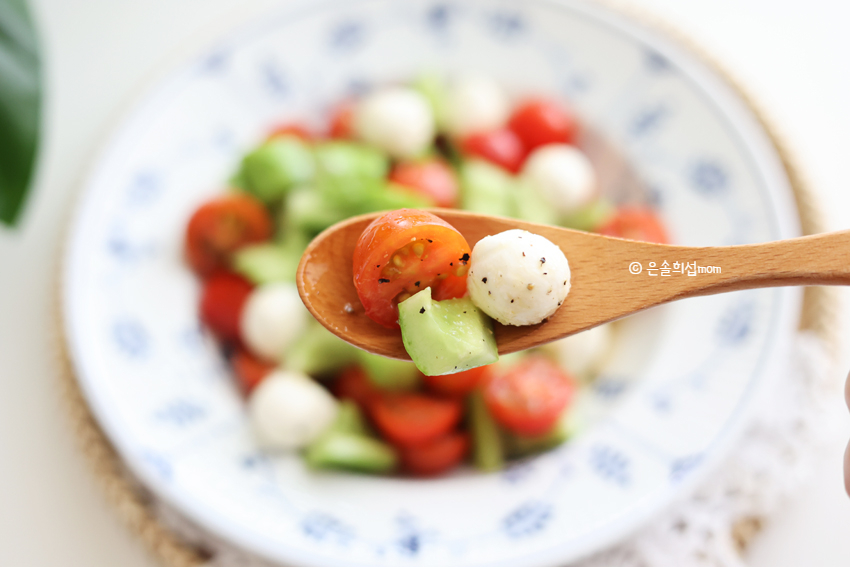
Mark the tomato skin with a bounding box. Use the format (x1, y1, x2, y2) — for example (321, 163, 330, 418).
(389, 160, 459, 208)
(423, 365, 491, 398)
(332, 366, 381, 407)
(370, 393, 462, 446)
(232, 348, 275, 394)
(508, 99, 578, 151)
(353, 209, 471, 329)
(483, 356, 575, 436)
(398, 433, 469, 476)
(200, 272, 253, 343)
(328, 102, 355, 139)
(597, 207, 670, 244)
(185, 194, 273, 278)
(460, 129, 526, 173)
(267, 122, 313, 142)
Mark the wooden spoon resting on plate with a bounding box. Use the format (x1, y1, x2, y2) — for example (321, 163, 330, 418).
(297, 209, 850, 360)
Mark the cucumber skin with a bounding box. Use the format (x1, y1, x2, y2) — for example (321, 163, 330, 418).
(285, 323, 359, 377)
(356, 350, 421, 391)
(232, 243, 298, 285)
(468, 391, 505, 472)
(241, 137, 315, 202)
(304, 433, 397, 473)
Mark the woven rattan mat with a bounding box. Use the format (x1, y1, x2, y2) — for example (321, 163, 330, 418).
(54, 2, 840, 566)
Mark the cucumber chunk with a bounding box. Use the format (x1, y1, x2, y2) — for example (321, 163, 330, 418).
(512, 179, 559, 226)
(241, 136, 315, 202)
(398, 287, 499, 376)
(561, 198, 615, 232)
(285, 323, 359, 377)
(469, 390, 504, 472)
(460, 159, 514, 217)
(314, 140, 389, 180)
(233, 243, 299, 284)
(305, 433, 397, 473)
(356, 350, 421, 391)
(331, 400, 372, 437)
(284, 186, 348, 236)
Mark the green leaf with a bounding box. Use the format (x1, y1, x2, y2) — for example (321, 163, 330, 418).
(0, 0, 41, 227)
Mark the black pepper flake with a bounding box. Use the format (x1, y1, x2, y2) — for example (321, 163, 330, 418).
(419, 307, 426, 314)
(450, 262, 453, 266)
(542, 317, 549, 323)
(522, 252, 526, 257)
(540, 257, 546, 264)
(376, 264, 380, 268)
(378, 278, 390, 283)
(415, 281, 421, 287)
(544, 272, 548, 275)
(427, 239, 433, 243)
(558, 301, 562, 306)
(463, 311, 467, 314)
(563, 280, 567, 285)
(460, 253, 469, 262)
(488, 291, 491, 295)
(482, 277, 488, 283)
(511, 299, 514, 303)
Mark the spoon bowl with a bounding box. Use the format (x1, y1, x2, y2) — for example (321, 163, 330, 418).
(297, 209, 850, 360)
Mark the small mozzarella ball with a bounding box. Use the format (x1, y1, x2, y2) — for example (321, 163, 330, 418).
(444, 76, 510, 138)
(540, 323, 613, 379)
(354, 87, 435, 159)
(249, 371, 338, 450)
(521, 144, 596, 214)
(241, 283, 308, 362)
(467, 230, 570, 326)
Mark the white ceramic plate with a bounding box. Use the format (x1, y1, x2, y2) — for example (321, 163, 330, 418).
(63, 1, 802, 566)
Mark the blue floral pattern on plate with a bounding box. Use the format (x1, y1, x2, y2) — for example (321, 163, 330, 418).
(62, 1, 802, 565)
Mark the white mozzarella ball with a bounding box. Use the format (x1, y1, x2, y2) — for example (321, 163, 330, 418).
(249, 371, 338, 450)
(241, 283, 308, 362)
(521, 144, 596, 214)
(467, 230, 570, 326)
(540, 323, 613, 379)
(444, 76, 510, 138)
(354, 87, 435, 159)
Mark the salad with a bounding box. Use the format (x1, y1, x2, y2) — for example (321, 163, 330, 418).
(183, 73, 669, 477)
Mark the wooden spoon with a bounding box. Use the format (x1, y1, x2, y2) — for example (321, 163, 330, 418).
(297, 209, 850, 360)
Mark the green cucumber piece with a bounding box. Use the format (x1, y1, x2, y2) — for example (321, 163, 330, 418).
(314, 140, 389, 180)
(356, 350, 421, 391)
(561, 199, 615, 232)
(285, 323, 359, 377)
(232, 243, 299, 284)
(469, 390, 504, 472)
(331, 400, 371, 437)
(512, 180, 559, 226)
(460, 159, 514, 217)
(398, 288, 499, 376)
(284, 186, 348, 236)
(305, 432, 397, 473)
(241, 136, 315, 202)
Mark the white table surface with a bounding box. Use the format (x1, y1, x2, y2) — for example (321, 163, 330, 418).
(1, 0, 848, 565)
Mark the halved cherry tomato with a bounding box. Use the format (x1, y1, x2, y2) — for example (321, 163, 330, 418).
(508, 98, 578, 151)
(328, 102, 355, 139)
(185, 194, 273, 277)
(483, 356, 575, 436)
(267, 122, 313, 142)
(353, 209, 471, 329)
(597, 206, 669, 244)
(460, 129, 525, 173)
(199, 272, 253, 343)
(389, 160, 459, 208)
(370, 393, 462, 446)
(423, 365, 491, 398)
(232, 348, 275, 394)
(332, 366, 381, 407)
(398, 432, 469, 476)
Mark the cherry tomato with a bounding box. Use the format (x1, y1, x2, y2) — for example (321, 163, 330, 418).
(460, 129, 526, 173)
(184, 194, 273, 277)
(353, 209, 471, 329)
(332, 366, 381, 407)
(232, 348, 275, 394)
(389, 160, 459, 208)
(199, 272, 253, 343)
(398, 432, 469, 476)
(423, 365, 491, 398)
(597, 206, 670, 244)
(370, 393, 462, 446)
(267, 122, 313, 142)
(328, 102, 355, 139)
(508, 99, 578, 151)
(483, 356, 575, 436)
